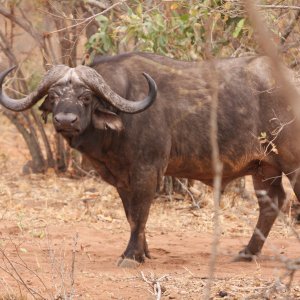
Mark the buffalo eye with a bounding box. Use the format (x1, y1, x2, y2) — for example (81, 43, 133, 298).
(79, 92, 92, 105)
(48, 92, 59, 103)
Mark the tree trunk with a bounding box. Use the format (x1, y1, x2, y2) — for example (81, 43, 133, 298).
(3, 110, 46, 173)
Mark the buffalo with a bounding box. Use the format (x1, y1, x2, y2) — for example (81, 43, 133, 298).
(0, 52, 299, 267)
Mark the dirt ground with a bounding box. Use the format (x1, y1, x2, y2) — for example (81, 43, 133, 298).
(0, 116, 299, 299)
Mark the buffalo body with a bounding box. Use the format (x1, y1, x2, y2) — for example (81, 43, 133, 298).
(0, 52, 299, 265)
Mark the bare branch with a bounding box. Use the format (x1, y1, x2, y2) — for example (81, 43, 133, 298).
(46, 0, 126, 36)
(85, 0, 110, 10)
(244, 0, 300, 115)
(175, 178, 200, 209)
(257, 4, 300, 11)
(280, 10, 300, 45)
(140, 271, 167, 300)
(203, 8, 223, 298)
(0, 248, 46, 299)
(0, 5, 47, 54)
(70, 233, 78, 297)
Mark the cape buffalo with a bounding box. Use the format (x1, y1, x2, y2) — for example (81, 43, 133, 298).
(0, 52, 299, 267)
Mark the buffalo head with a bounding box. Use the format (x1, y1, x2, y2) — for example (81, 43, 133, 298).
(0, 65, 157, 137)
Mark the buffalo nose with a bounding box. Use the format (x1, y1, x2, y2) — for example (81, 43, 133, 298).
(54, 112, 78, 127)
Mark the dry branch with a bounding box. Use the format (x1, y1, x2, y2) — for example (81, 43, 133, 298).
(257, 4, 300, 11)
(175, 178, 200, 209)
(0, 247, 47, 299)
(0, 4, 49, 66)
(46, 0, 126, 36)
(85, 0, 111, 10)
(244, 0, 300, 114)
(140, 271, 168, 300)
(280, 10, 300, 45)
(203, 7, 223, 298)
(70, 232, 78, 298)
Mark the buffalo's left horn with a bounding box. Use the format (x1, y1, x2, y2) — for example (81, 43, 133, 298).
(75, 65, 157, 114)
(0, 65, 70, 112)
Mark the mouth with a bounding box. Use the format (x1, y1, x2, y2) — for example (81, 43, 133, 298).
(56, 128, 81, 137)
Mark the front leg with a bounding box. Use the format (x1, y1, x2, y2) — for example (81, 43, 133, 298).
(117, 167, 158, 267)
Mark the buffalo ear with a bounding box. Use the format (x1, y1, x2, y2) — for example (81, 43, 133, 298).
(92, 108, 124, 132)
(39, 96, 53, 124)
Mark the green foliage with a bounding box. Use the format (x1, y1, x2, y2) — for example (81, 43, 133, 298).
(232, 18, 245, 38)
(85, 1, 252, 60)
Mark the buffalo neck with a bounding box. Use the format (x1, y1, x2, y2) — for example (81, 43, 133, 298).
(66, 125, 120, 160)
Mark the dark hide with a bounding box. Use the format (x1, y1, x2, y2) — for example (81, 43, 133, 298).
(3, 52, 300, 264)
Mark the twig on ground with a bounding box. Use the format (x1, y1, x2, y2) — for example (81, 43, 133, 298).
(140, 271, 168, 300)
(10, 237, 50, 298)
(70, 232, 78, 298)
(0, 246, 46, 299)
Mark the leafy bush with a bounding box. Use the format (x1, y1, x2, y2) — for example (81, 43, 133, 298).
(86, 1, 251, 60)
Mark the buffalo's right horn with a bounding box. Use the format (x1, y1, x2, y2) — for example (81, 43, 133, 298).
(75, 65, 157, 114)
(0, 65, 69, 112)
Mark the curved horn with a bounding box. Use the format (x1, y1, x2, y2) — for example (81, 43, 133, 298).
(0, 65, 70, 112)
(75, 65, 157, 114)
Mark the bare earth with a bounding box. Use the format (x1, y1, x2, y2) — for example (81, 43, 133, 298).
(0, 117, 299, 299)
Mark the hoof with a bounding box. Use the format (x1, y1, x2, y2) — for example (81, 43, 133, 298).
(233, 249, 257, 262)
(145, 251, 152, 259)
(116, 257, 141, 268)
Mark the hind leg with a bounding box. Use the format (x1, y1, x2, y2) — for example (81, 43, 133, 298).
(286, 170, 300, 222)
(237, 164, 286, 260)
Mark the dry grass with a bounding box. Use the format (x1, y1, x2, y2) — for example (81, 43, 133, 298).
(0, 295, 28, 300)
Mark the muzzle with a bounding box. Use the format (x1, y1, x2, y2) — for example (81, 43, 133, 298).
(53, 112, 81, 135)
